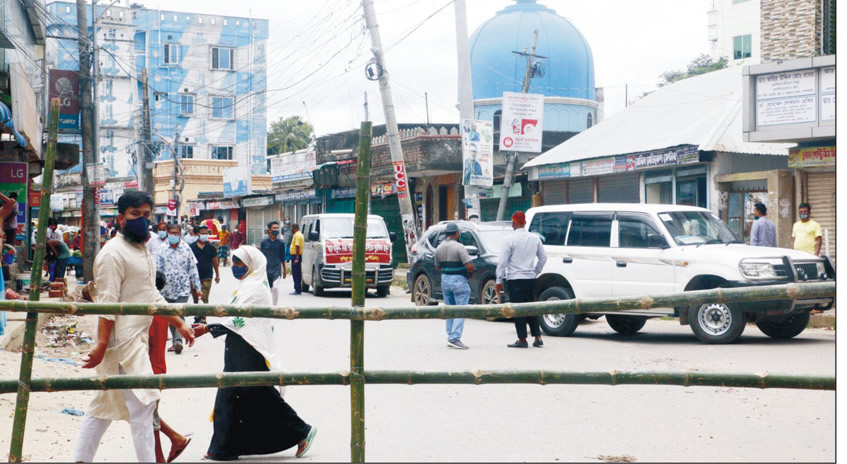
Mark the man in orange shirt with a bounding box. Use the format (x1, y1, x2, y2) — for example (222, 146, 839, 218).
(218, 225, 232, 267)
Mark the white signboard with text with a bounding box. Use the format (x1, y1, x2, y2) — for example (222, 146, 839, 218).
(270, 149, 316, 183)
(461, 119, 494, 187)
(499, 92, 544, 153)
(755, 69, 817, 126)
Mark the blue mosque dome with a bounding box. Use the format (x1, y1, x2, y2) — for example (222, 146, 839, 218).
(470, 0, 596, 101)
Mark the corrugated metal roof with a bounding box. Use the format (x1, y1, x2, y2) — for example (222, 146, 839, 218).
(523, 66, 794, 169)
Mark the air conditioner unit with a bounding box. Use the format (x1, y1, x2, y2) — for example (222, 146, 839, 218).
(183, 136, 195, 144)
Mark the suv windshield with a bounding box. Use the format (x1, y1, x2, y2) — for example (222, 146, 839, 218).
(323, 218, 389, 239)
(659, 211, 738, 246)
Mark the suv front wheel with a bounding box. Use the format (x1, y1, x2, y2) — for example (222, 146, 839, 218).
(538, 287, 579, 336)
(688, 302, 746, 344)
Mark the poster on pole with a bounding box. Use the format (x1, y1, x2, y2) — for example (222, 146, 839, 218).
(499, 92, 544, 153)
(0, 162, 27, 241)
(48, 69, 80, 133)
(461, 119, 494, 187)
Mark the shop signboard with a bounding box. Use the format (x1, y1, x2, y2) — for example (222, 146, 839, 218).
(48, 69, 80, 133)
(788, 146, 835, 168)
(626, 145, 699, 171)
(820, 67, 835, 122)
(270, 149, 317, 183)
(582, 157, 615, 176)
(275, 190, 317, 202)
(0, 162, 28, 239)
(223, 165, 251, 197)
(499, 92, 544, 153)
(331, 188, 356, 199)
(240, 196, 274, 208)
(754, 68, 818, 127)
(371, 182, 396, 198)
(534, 162, 570, 180)
(461, 118, 494, 186)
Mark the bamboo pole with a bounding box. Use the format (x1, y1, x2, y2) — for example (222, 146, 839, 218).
(0, 370, 833, 394)
(0, 282, 834, 321)
(350, 121, 371, 463)
(9, 99, 60, 463)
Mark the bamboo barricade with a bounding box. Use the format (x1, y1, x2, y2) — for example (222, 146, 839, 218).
(8, 98, 60, 463)
(0, 280, 837, 462)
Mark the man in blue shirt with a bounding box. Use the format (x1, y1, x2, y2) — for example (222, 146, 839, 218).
(750, 202, 777, 248)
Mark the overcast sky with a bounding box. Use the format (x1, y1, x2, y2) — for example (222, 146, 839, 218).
(136, 0, 712, 137)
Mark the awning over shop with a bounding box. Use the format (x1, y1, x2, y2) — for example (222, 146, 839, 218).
(524, 66, 794, 174)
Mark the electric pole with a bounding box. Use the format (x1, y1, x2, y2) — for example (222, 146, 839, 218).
(172, 126, 180, 218)
(496, 29, 539, 221)
(361, 0, 419, 265)
(91, 0, 99, 165)
(77, 0, 99, 282)
(455, 0, 476, 219)
(139, 68, 154, 194)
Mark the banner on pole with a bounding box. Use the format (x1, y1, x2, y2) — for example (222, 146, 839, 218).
(499, 92, 544, 153)
(461, 119, 494, 187)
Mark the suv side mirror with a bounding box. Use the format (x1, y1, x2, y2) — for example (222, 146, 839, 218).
(308, 231, 320, 242)
(465, 245, 479, 256)
(389, 232, 397, 242)
(648, 233, 669, 249)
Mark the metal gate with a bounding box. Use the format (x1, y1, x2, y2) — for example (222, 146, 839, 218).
(369, 196, 405, 265)
(541, 180, 567, 205)
(568, 178, 594, 204)
(807, 171, 836, 262)
(598, 173, 640, 203)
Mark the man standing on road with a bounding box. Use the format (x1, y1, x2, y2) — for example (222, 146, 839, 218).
(496, 211, 547, 348)
(750, 202, 777, 248)
(289, 224, 304, 296)
(282, 217, 294, 275)
(218, 224, 232, 267)
(73, 191, 194, 462)
(792, 203, 822, 256)
(260, 221, 287, 303)
(156, 223, 202, 354)
(191, 225, 219, 322)
(147, 220, 169, 256)
(434, 223, 475, 349)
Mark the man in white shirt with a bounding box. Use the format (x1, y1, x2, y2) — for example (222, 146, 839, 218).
(496, 211, 547, 348)
(147, 220, 169, 256)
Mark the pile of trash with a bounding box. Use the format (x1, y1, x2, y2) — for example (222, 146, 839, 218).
(41, 316, 93, 348)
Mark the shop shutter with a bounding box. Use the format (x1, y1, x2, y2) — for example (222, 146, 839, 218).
(327, 198, 355, 214)
(246, 206, 279, 247)
(807, 172, 836, 262)
(541, 180, 567, 205)
(369, 196, 405, 266)
(598, 174, 640, 203)
(568, 178, 594, 204)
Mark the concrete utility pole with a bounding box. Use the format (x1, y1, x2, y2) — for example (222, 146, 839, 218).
(455, 0, 476, 219)
(139, 68, 154, 194)
(361, 0, 419, 264)
(77, 0, 99, 282)
(91, 0, 99, 164)
(172, 126, 180, 217)
(496, 29, 539, 221)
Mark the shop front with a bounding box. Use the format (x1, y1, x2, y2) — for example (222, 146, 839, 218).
(276, 189, 321, 223)
(241, 195, 278, 246)
(790, 146, 835, 259)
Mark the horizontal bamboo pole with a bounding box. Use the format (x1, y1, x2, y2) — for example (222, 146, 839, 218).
(0, 282, 834, 321)
(0, 370, 834, 393)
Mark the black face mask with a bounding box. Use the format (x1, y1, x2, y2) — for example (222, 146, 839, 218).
(123, 217, 151, 243)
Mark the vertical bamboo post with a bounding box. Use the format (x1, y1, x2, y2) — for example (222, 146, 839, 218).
(350, 121, 372, 463)
(9, 98, 60, 462)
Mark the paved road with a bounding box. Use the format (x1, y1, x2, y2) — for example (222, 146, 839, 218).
(59, 270, 839, 461)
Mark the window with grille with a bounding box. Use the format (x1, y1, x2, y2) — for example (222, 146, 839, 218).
(163, 43, 179, 65)
(211, 47, 233, 70)
(177, 145, 194, 159)
(211, 145, 233, 160)
(211, 96, 234, 119)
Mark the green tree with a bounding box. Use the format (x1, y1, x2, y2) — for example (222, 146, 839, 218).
(267, 116, 313, 155)
(658, 54, 728, 87)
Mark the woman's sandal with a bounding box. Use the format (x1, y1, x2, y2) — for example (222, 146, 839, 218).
(167, 434, 192, 462)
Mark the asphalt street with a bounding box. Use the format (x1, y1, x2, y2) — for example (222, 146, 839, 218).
(58, 269, 837, 462)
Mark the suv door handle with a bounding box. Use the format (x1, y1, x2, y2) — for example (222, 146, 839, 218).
(562, 256, 573, 264)
(616, 260, 627, 268)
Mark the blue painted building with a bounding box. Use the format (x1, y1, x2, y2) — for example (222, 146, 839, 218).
(470, 0, 598, 141)
(46, 0, 268, 179)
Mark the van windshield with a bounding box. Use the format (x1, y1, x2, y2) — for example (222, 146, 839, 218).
(323, 217, 389, 239)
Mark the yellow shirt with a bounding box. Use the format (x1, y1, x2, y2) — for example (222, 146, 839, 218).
(290, 231, 304, 255)
(792, 219, 822, 255)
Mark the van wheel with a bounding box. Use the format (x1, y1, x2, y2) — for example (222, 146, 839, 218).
(755, 311, 810, 339)
(312, 267, 324, 296)
(538, 287, 579, 336)
(688, 302, 746, 344)
(376, 285, 390, 297)
(412, 274, 432, 306)
(606, 315, 647, 335)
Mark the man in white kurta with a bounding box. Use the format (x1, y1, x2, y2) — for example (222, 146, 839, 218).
(73, 192, 194, 462)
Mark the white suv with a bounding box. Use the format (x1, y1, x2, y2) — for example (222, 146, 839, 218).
(524, 204, 835, 344)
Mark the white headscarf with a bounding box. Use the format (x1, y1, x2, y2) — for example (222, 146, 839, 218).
(221, 245, 282, 371)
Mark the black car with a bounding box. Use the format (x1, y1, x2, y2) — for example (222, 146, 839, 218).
(407, 221, 512, 306)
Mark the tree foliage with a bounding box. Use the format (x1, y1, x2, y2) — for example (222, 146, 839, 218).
(267, 116, 313, 155)
(658, 54, 728, 87)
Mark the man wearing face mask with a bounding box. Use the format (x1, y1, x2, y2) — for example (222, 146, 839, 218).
(156, 223, 202, 354)
(260, 221, 287, 304)
(190, 225, 220, 319)
(792, 202, 822, 256)
(46, 217, 61, 242)
(73, 191, 195, 463)
(147, 221, 169, 256)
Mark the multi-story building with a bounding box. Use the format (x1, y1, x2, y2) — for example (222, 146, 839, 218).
(707, 0, 761, 65)
(46, 0, 268, 219)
